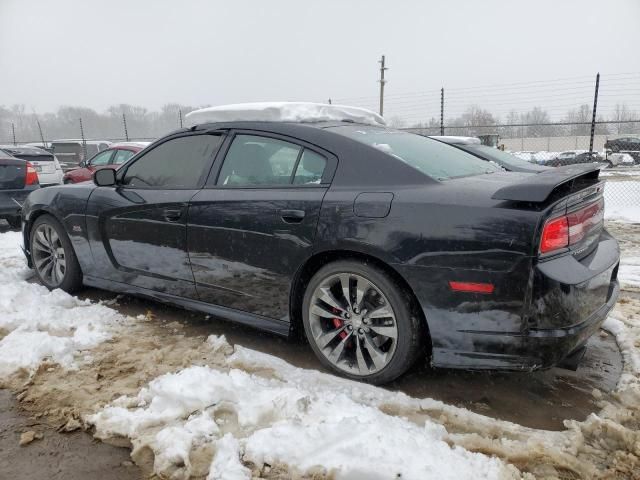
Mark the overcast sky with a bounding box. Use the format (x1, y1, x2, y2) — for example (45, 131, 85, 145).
(2, 0, 639, 121)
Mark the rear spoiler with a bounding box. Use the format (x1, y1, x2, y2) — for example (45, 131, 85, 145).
(491, 164, 601, 202)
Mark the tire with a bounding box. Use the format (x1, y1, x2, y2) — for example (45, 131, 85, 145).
(302, 260, 424, 384)
(30, 214, 83, 292)
(6, 216, 21, 229)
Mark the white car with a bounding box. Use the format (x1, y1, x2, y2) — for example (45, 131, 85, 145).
(0, 145, 64, 186)
(607, 152, 635, 167)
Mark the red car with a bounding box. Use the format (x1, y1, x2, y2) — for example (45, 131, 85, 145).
(63, 142, 150, 184)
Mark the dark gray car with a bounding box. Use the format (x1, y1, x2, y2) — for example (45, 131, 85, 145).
(0, 151, 40, 229)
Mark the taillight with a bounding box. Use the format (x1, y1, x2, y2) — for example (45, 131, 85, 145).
(540, 199, 604, 255)
(25, 162, 39, 185)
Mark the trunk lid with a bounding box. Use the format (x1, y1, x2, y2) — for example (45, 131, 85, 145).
(12, 153, 57, 174)
(491, 164, 600, 203)
(0, 157, 27, 190)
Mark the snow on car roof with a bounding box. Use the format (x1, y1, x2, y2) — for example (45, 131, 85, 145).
(185, 102, 386, 127)
(428, 136, 481, 145)
(111, 141, 152, 148)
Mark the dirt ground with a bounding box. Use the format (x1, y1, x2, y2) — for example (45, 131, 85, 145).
(0, 389, 142, 480)
(0, 219, 637, 479)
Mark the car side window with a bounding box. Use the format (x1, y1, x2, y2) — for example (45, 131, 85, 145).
(217, 135, 302, 186)
(90, 150, 114, 166)
(123, 135, 222, 189)
(293, 149, 327, 184)
(112, 149, 135, 165)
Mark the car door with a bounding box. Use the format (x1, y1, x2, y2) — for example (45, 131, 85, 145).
(85, 133, 223, 298)
(187, 131, 336, 321)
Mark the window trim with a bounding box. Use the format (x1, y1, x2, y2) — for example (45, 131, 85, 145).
(117, 132, 225, 190)
(205, 129, 337, 190)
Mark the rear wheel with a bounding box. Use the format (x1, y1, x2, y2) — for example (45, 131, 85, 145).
(30, 215, 83, 292)
(302, 260, 423, 384)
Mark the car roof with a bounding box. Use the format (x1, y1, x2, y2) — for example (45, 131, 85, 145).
(51, 139, 113, 145)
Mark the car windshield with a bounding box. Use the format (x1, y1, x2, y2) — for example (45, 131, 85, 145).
(460, 145, 537, 169)
(330, 126, 500, 180)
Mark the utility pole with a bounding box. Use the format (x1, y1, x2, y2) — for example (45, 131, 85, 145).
(327, 98, 332, 105)
(378, 55, 387, 117)
(122, 112, 129, 141)
(588, 72, 600, 155)
(179, 109, 183, 128)
(79, 118, 87, 162)
(36, 120, 46, 147)
(440, 88, 445, 135)
(11, 123, 16, 145)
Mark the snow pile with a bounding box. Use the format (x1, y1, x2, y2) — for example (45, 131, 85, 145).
(0, 231, 124, 378)
(89, 358, 513, 480)
(185, 102, 386, 127)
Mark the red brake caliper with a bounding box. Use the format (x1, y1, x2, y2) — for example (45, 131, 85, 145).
(332, 308, 348, 339)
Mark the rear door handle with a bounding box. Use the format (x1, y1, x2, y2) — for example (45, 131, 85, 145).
(163, 208, 183, 222)
(280, 209, 306, 224)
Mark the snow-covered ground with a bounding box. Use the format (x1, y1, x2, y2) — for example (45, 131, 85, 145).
(0, 182, 639, 478)
(0, 232, 126, 379)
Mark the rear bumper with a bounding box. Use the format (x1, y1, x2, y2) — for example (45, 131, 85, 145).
(524, 279, 618, 367)
(38, 171, 64, 186)
(0, 189, 32, 217)
(400, 230, 620, 371)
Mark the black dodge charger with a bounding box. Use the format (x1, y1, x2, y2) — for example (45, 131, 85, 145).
(20, 105, 620, 384)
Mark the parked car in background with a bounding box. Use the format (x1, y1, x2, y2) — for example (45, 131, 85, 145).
(20, 102, 619, 384)
(429, 136, 549, 173)
(24, 142, 54, 153)
(607, 153, 636, 167)
(531, 151, 558, 165)
(51, 140, 112, 171)
(0, 150, 39, 229)
(548, 150, 603, 167)
(604, 137, 640, 159)
(0, 145, 64, 186)
(63, 142, 150, 184)
(512, 151, 536, 162)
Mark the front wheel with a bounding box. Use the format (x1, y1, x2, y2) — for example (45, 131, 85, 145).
(302, 260, 424, 384)
(30, 214, 83, 292)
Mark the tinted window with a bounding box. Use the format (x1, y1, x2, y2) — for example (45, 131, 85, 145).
(90, 150, 114, 166)
(112, 149, 135, 165)
(462, 145, 536, 169)
(123, 135, 221, 188)
(293, 150, 326, 184)
(331, 126, 500, 180)
(218, 135, 302, 186)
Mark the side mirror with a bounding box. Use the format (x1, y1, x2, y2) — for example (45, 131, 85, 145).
(79, 160, 87, 168)
(94, 168, 117, 187)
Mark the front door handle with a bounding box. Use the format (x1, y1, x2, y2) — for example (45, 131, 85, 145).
(163, 208, 183, 222)
(280, 209, 305, 224)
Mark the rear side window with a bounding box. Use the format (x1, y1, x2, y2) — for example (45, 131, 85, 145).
(123, 135, 222, 188)
(90, 150, 114, 166)
(293, 150, 326, 184)
(217, 135, 302, 186)
(331, 126, 500, 180)
(112, 149, 135, 165)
